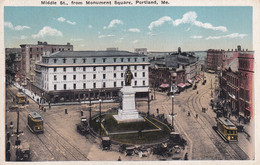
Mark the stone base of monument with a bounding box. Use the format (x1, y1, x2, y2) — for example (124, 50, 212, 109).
(113, 85, 145, 123)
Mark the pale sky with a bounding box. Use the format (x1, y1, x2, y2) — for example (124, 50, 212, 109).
(4, 6, 252, 51)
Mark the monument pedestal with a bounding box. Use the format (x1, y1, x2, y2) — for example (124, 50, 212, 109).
(113, 86, 144, 123)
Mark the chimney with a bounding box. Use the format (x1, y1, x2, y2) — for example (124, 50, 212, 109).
(246, 49, 248, 51)
(38, 41, 42, 45)
(67, 42, 70, 45)
(43, 42, 47, 45)
(237, 45, 241, 51)
(178, 47, 181, 54)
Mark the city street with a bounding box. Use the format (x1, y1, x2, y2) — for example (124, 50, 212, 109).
(5, 73, 253, 161)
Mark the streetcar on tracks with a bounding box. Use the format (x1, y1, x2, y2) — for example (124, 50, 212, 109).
(27, 111, 44, 133)
(215, 117, 238, 142)
(16, 92, 26, 104)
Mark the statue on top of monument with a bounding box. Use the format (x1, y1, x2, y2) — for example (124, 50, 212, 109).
(124, 66, 133, 86)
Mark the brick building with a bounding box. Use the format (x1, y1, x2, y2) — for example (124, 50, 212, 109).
(207, 49, 225, 72)
(220, 46, 254, 120)
(18, 41, 73, 88)
(221, 58, 239, 114)
(238, 52, 254, 118)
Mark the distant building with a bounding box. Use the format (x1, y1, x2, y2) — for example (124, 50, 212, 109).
(107, 47, 119, 51)
(19, 41, 73, 88)
(207, 49, 224, 72)
(134, 48, 148, 55)
(35, 50, 149, 103)
(5, 48, 22, 83)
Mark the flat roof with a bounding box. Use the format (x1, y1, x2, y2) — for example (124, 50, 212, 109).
(45, 51, 145, 58)
(29, 111, 43, 120)
(218, 117, 236, 127)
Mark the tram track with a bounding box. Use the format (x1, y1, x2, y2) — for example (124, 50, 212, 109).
(186, 76, 249, 160)
(190, 85, 240, 160)
(6, 87, 90, 161)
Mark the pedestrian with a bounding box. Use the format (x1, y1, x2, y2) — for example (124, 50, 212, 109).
(65, 109, 68, 114)
(196, 114, 198, 118)
(184, 153, 188, 160)
(151, 95, 154, 100)
(197, 91, 199, 94)
(6, 150, 11, 161)
(10, 121, 13, 129)
(156, 108, 159, 114)
(118, 156, 121, 161)
(81, 110, 83, 116)
(48, 101, 51, 109)
(6, 141, 11, 151)
(187, 111, 190, 116)
(7, 132, 10, 141)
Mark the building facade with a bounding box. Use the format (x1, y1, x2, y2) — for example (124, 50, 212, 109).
(207, 49, 224, 72)
(5, 48, 22, 83)
(19, 41, 73, 87)
(221, 58, 239, 115)
(35, 50, 149, 103)
(238, 52, 254, 118)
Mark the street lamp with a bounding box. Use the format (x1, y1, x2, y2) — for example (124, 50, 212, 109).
(99, 99, 102, 137)
(147, 87, 150, 116)
(153, 83, 156, 100)
(171, 95, 174, 131)
(89, 90, 92, 127)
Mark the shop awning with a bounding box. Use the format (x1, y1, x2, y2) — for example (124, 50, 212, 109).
(185, 83, 192, 86)
(187, 79, 193, 84)
(178, 83, 186, 88)
(160, 83, 170, 88)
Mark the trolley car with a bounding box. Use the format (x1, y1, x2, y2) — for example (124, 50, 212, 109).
(27, 111, 44, 133)
(16, 92, 26, 104)
(216, 117, 238, 142)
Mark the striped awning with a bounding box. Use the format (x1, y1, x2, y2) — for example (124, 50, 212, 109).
(178, 83, 186, 88)
(160, 83, 170, 88)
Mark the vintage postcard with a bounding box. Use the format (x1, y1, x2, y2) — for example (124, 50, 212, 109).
(1, 0, 259, 164)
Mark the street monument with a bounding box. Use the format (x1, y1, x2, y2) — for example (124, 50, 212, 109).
(113, 67, 145, 123)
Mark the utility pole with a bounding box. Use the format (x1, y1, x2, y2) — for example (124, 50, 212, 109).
(99, 99, 102, 137)
(147, 87, 150, 116)
(89, 93, 92, 127)
(171, 95, 174, 131)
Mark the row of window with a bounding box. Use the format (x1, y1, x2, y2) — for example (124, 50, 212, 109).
(53, 72, 146, 80)
(52, 57, 146, 64)
(52, 65, 147, 72)
(30, 47, 71, 52)
(53, 80, 146, 90)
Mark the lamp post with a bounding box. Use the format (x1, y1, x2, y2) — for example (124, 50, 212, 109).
(147, 87, 150, 116)
(89, 90, 92, 127)
(153, 83, 156, 100)
(99, 99, 102, 137)
(171, 95, 174, 131)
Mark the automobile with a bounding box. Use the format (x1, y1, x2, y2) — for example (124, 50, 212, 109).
(16, 142, 30, 161)
(125, 146, 135, 156)
(101, 137, 111, 150)
(76, 117, 88, 135)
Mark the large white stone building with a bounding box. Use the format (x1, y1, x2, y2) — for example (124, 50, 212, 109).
(35, 50, 149, 103)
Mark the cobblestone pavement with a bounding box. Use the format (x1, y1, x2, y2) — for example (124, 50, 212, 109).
(5, 72, 253, 161)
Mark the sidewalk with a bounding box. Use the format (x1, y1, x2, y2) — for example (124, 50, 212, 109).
(12, 83, 117, 107)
